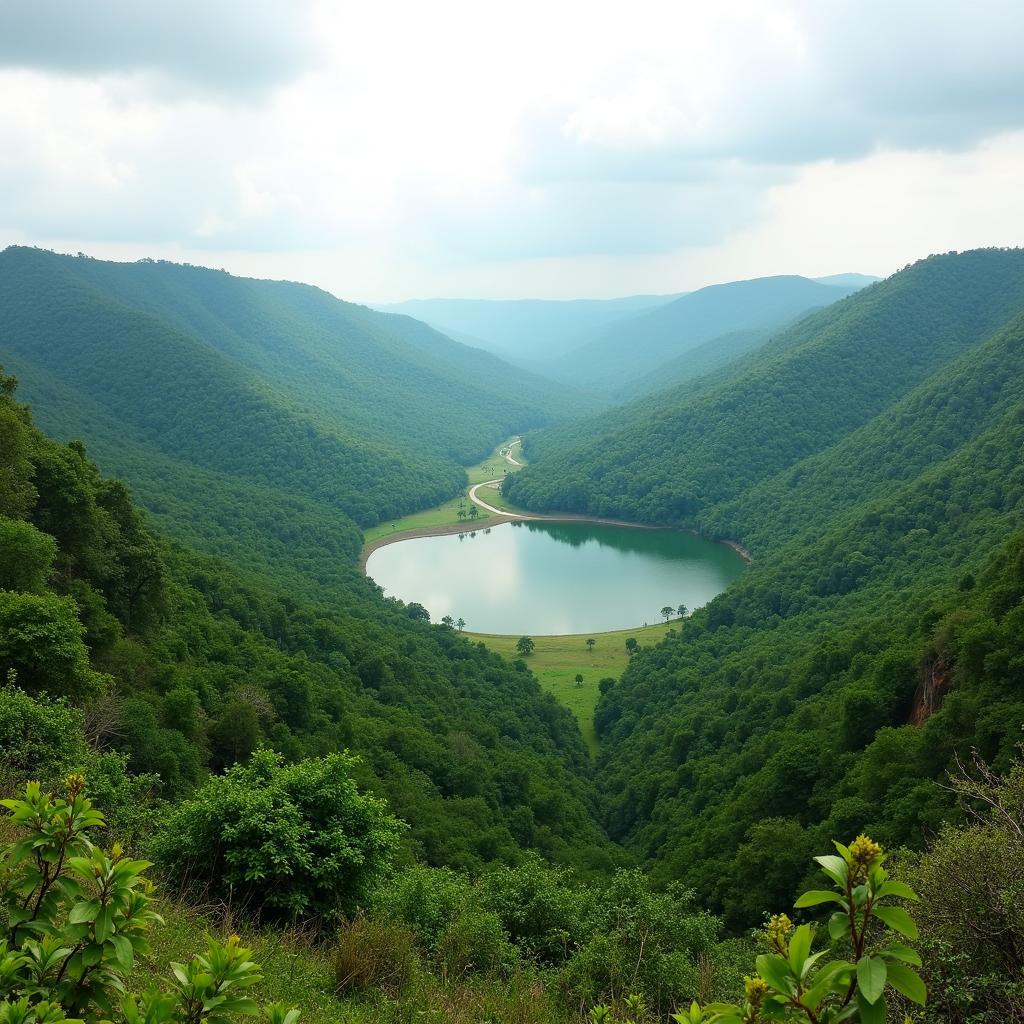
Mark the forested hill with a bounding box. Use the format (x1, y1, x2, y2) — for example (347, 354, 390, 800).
(0, 370, 616, 872)
(506, 249, 1024, 536)
(544, 274, 861, 392)
(0, 246, 580, 595)
(501, 247, 1024, 926)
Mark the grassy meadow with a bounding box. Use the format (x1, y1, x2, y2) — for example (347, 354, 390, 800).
(467, 621, 677, 754)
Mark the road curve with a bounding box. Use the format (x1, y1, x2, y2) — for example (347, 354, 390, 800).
(468, 479, 532, 518)
(503, 438, 523, 467)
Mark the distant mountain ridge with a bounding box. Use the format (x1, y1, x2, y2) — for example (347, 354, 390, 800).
(377, 293, 682, 364)
(545, 274, 864, 393)
(383, 273, 876, 395)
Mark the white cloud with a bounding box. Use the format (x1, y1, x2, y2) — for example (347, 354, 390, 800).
(1, 0, 1023, 299)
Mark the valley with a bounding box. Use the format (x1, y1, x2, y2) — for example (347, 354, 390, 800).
(3, 245, 1024, 1024)
(6, 13, 1024, 1023)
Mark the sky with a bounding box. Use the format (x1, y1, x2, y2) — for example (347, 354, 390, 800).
(1, 0, 1023, 302)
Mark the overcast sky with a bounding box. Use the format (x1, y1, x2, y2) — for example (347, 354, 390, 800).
(1, 1, 1022, 301)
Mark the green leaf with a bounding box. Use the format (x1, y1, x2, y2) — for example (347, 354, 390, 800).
(880, 943, 922, 967)
(857, 956, 886, 1004)
(788, 924, 813, 975)
(876, 880, 919, 901)
(800, 960, 853, 1010)
(856, 990, 886, 1024)
(95, 904, 114, 942)
(794, 889, 846, 909)
(828, 911, 851, 941)
(886, 962, 927, 1005)
(68, 899, 101, 924)
(755, 954, 794, 994)
(874, 905, 919, 939)
(110, 933, 135, 970)
(814, 855, 849, 886)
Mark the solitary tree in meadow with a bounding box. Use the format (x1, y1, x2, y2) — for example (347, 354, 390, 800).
(625, 637, 638, 656)
(457, 508, 467, 521)
(469, 505, 480, 520)
(586, 638, 595, 652)
(456, 617, 466, 632)
(661, 605, 674, 623)
(575, 673, 583, 687)
(516, 635, 535, 656)
(676, 604, 688, 619)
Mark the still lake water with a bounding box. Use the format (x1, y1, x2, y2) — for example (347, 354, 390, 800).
(365, 520, 746, 634)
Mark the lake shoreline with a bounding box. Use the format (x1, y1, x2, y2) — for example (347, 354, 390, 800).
(361, 512, 751, 574)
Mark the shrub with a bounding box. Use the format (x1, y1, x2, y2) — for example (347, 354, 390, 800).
(335, 916, 418, 995)
(682, 835, 925, 1023)
(905, 753, 1024, 1021)
(0, 684, 87, 786)
(154, 748, 403, 923)
(477, 854, 590, 964)
(0, 591, 105, 699)
(373, 866, 473, 953)
(435, 909, 518, 980)
(0, 518, 56, 593)
(0, 776, 296, 1024)
(560, 870, 720, 1015)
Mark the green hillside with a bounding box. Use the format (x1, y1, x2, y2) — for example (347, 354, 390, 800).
(506, 250, 1024, 530)
(0, 370, 614, 872)
(0, 247, 582, 596)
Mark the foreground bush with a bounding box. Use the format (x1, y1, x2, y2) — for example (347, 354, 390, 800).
(907, 752, 1024, 1021)
(682, 835, 925, 1023)
(335, 917, 418, 995)
(153, 749, 402, 923)
(0, 776, 295, 1024)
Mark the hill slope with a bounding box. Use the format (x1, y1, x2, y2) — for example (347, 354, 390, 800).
(544, 274, 860, 392)
(0, 369, 616, 872)
(506, 250, 1024, 533)
(0, 247, 580, 594)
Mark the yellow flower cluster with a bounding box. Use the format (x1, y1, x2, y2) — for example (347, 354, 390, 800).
(744, 976, 768, 1007)
(766, 913, 793, 954)
(849, 834, 883, 883)
(64, 772, 86, 799)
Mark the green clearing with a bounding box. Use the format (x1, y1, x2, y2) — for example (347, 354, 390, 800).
(467, 620, 677, 754)
(362, 437, 523, 544)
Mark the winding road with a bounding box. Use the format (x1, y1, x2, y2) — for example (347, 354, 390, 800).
(503, 438, 523, 467)
(468, 478, 529, 518)
(469, 439, 527, 516)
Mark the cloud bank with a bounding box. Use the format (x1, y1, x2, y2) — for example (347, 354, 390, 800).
(1, 0, 1022, 299)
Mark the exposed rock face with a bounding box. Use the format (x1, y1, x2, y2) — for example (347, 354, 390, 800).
(910, 650, 954, 725)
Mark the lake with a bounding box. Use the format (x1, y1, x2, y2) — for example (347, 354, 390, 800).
(365, 520, 746, 634)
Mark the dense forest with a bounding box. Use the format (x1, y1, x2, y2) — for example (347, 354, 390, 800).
(506, 249, 1024, 528)
(0, 369, 615, 872)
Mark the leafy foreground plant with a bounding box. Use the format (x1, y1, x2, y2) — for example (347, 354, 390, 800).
(676, 836, 926, 1023)
(0, 775, 297, 1024)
